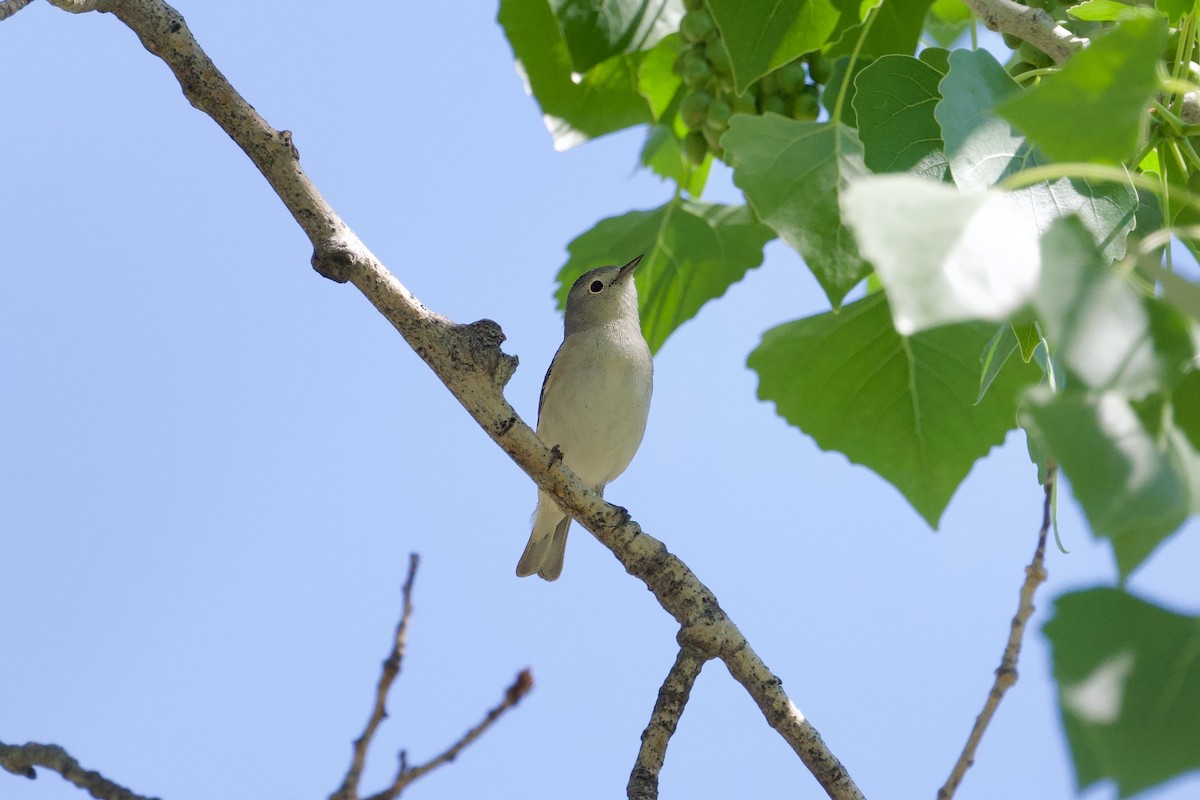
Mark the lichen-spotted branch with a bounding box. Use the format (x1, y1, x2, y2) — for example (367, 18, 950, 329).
(628, 645, 706, 800)
(960, 0, 1085, 63)
(0, 0, 35, 21)
(0, 740, 156, 800)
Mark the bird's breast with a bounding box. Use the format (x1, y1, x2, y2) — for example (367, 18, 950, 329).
(537, 325, 652, 488)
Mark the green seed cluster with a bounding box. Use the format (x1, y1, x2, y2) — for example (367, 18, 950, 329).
(675, 0, 828, 164)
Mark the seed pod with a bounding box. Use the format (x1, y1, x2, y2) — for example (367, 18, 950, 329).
(792, 84, 819, 121)
(759, 93, 788, 116)
(681, 90, 714, 130)
(776, 61, 807, 95)
(683, 130, 709, 164)
(707, 96, 733, 127)
(681, 47, 714, 88)
(731, 90, 757, 116)
(806, 53, 831, 85)
(680, 9, 717, 44)
(707, 39, 732, 76)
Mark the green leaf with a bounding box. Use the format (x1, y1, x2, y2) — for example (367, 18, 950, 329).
(637, 33, 686, 122)
(639, 124, 711, 196)
(853, 55, 948, 179)
(937, 48, 1137, 262)
(826, 0, 936, 58)
(1157, 0, 1193, 26)
(724, 115, 872, 307)
(919, 46, 952, 76)
(557, 200, 774, 352)
(1013, 319, 1042, 362)
(750, 291, 1039, 526)
(1067, 0, 1147, 20)
(842, 176, 1040, 333)
(1174, 370, 1200, 452)
(549, 0, 684, 73)
(707, 0, 863, 93)
(1045, 588, 1200, 797)
(821, 55, 874, 127)
(924, 0, 972, 47)
(1034, 217, 1195, 398)
(1142, 260, 1200, 322)
(1021, 389, 1196, 575)
(498, 0, 654, 150)
(998, 14, 1167, 164)
(978, 322, 1019, 403)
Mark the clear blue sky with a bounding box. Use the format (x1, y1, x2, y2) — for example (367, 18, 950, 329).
(2, 3, 1198, 799)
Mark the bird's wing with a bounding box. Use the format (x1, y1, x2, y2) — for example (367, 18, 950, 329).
(538, 342, 565, 421)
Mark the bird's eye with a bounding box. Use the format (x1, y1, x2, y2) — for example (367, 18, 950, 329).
(589, 280, 604, 293)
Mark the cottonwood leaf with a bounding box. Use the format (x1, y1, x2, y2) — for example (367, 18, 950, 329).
(1034, 217, 1194, 398)
(937, 49, 1137, 261)
(499, 0, 654, 150)
(853, 55, 948, 179)
(707, 0, 862, 93)
(998, 13, 1167, 164)
(1045, 588, 1200, 797)
(549, 0, 684, 73)
(842, 176, 1040, 333)
(557, 200, 774, 352)
(1021, 389, 1198, 575)
(827, 0, 936, 58)
(640, 124, 710, 196)
(724, 115, 871, 307)
(749, 291, 1038, 526)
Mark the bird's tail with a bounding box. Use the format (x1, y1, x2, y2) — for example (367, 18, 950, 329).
(516, 492, 571, 581)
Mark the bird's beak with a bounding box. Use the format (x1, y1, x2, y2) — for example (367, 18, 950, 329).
(617, 254, 644, 283)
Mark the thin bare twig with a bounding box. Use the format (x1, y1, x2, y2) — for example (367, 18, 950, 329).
(937, 466, 1055, 800)
(36, 3, 863, 797)
(331, 553, 421, 800)
(364, 669, 535, 800)
(0, 0, 35, 22)
(628, 644, 706, 800)
(0, 740, 158, 800)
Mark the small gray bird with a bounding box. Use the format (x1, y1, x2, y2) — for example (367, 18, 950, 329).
(516, 255, 653, 581)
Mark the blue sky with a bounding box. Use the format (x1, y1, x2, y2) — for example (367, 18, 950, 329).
(2, 2, 1199, 799)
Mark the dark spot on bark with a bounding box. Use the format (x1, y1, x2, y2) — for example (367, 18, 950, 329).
(169, 20, 181, 33)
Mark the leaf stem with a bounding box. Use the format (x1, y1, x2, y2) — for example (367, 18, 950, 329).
(831, 6, 880, 126)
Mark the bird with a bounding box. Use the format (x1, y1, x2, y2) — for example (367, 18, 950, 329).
(515, 255, 653, 581)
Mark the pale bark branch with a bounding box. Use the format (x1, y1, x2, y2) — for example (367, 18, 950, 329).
(46, 0, 102, 11)
(960, 0, 1085, 64)
(0, 740, 157, 800)
(628, 644, 706, 800)
(330, 553, 421, 800)
(0, 0, 34, 22)
(33, 2, 864, 797)
(364, 669, 534, 800)
(937, 466, 1055, 800)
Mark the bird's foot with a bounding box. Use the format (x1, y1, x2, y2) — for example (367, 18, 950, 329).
(548, 445, 564, 468)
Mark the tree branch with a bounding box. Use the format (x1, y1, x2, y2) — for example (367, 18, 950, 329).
(39, 2, 863, 797)
(937, 466, 1055, 800)
(364, 670, 535, 800)
(628, 643, 706, 800)
(46, 0, 103, 11)
(331, 553, 421, 800)
(960, 0, 1085, 63)
(0, 740, 157, 800)
(0, 0, 34, 22)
